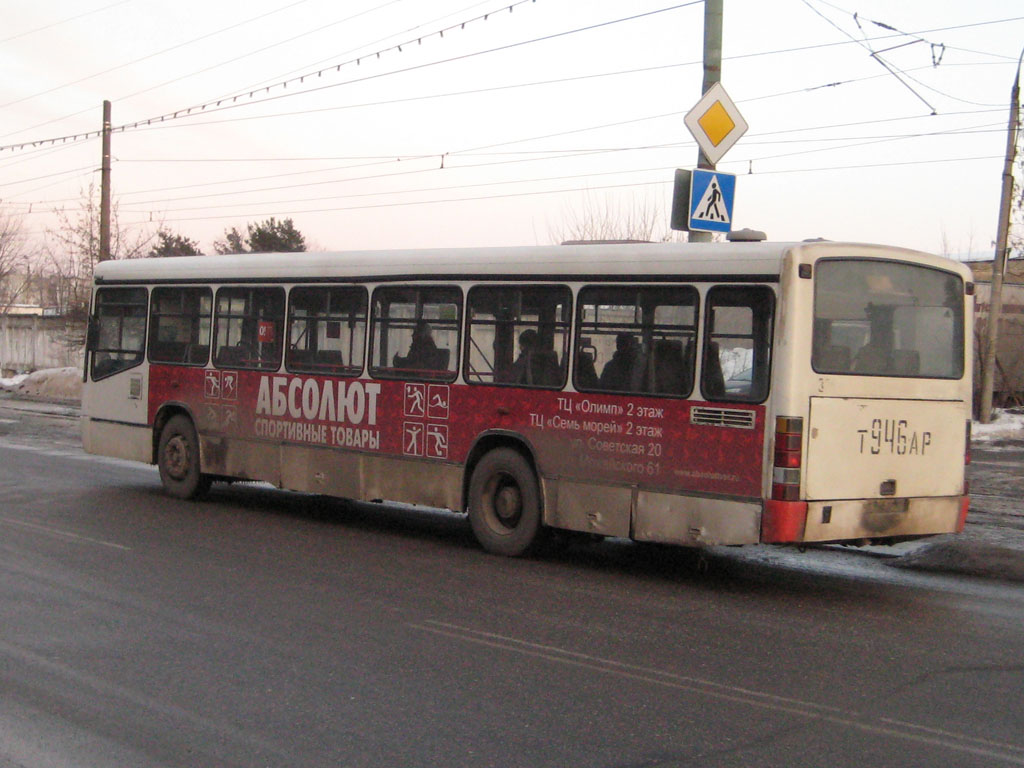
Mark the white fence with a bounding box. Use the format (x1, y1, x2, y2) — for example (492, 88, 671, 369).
(0, 316, 84, 376)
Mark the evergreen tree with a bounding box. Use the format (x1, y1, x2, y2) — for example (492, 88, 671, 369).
(149, 228, 201, 257)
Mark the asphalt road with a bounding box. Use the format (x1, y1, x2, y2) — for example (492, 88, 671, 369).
(2, 403, 1024, 768)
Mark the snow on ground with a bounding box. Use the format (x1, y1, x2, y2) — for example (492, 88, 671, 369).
(0, 373, 28, 389)
(972, 409, 1024, 442)
(0, 367, 82, 401)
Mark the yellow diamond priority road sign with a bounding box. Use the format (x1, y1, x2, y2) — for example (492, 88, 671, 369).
(684, 82, 748, 165)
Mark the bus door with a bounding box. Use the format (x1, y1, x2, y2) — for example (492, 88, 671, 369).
(83, 286, 150, 426)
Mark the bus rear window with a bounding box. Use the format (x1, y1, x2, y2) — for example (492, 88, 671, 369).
(813, 258, 964, 379)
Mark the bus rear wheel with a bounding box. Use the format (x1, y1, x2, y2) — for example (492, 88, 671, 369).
(468, 448, 541, 556)
(158, 414, 211, 500)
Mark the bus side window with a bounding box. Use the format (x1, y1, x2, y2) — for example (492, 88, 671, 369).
(149, 287, 212, 367)
(369, 286, 462, 381)
(465, 285, 571, 389)
(90, 287, 148, 380)
(575, 285, 698, 397)
(701, 286, 774, 403)
(286, 286, 367, 376)
(213, 287, 285, 371)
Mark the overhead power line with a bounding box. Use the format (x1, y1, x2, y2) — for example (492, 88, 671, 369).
(117, 153, 1002, 227)
(1, 9, 1017, 156)
(0, 1, 699, 154)
(0, 0, 132, 44)
(0, 0, 317, 114)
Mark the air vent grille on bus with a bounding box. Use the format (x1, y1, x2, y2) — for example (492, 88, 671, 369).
(690, 407, 756, 429)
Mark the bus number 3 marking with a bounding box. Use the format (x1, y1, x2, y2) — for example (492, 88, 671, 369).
(857, 419, 932, 456)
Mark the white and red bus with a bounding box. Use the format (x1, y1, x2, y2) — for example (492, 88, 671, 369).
(82, 240, 973, 556)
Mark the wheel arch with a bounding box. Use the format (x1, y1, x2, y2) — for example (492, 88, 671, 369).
(461, 430, 541, 513)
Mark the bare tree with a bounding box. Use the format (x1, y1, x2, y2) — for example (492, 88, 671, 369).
(0, 207, 35, 313)
(547, 192, 679, 245)
(43, 183, 153, 319)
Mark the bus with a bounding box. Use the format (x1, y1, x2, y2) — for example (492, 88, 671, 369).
(82, 240, 973, 556)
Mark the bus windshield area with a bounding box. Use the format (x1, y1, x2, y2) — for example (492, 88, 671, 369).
(812, 258, 965, 379)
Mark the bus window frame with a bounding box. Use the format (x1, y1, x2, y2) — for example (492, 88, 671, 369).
(368, 284, 462, 383)
(212, 285, 286, 371)
(148, 286, 213, 368)
(464, 283, 572, 389)
(285, 284, 369, 378)
(89, 286, 149, 381)
(700, 284, 775, 404)
(574, 284, 699, 398)
(811, 257, 966, 380)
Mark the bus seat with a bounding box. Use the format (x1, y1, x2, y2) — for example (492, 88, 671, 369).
(703, 342, 726, 399)
(576, 351, 599, 389)
(530, 350, 561, 386)
(431, 348, 450, 371)
(629, 352, 650, 392)
(216, 344, 250, 367)
(653, 339, 687, 395)
(316, 350, 345, 367)
(892, 349, 920, 375)
(185, 344, 209, 365)
(289, 348, 312, 367)
(818, 344, 851, 372)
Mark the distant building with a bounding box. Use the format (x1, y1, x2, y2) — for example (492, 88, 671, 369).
(969, 259, 1024, 404)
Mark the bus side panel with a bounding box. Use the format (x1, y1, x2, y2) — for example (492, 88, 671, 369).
(455, 386, 766, 500)
(148, 366, 766, 514)
(82, 418, 152, 464)
(634, 492, 761, 546)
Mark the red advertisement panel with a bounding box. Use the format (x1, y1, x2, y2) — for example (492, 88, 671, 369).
(149, 366, 765, 498)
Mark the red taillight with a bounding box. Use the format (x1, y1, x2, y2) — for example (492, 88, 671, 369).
(771, 416, 803, 501)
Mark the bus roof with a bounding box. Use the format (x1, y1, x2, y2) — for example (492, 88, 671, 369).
(93, 241, 967, 285)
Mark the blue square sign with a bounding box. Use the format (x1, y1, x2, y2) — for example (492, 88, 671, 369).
(689, 169, 736, 234)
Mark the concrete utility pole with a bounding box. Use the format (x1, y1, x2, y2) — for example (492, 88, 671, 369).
(979, 49, 1023, 423)
(99, 100, 112, 262)
(689, 0, 723, 244)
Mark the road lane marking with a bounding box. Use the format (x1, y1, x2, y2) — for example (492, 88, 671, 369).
(411, 620, 1024, 765)
(0, 516, 131, 551)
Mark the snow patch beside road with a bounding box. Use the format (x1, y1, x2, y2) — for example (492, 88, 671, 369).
(0, 367, 82, 402)
(972, 409, 1024, 442)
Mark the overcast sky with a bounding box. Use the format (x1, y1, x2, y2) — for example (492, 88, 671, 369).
(1, 0, 1021, 258)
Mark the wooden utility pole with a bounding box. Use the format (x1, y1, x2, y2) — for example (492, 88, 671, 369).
(689, 0, 723, 244)
(99, 100, 112, 262)
(978, 49, 1022, 422)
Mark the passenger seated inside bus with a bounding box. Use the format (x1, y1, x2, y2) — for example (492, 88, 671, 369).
(599, 333, 638, 391)
(575, 348, 599, 389)
(652, 339, 689, 395)
(393, 321, 448, 371)
(812, 319, 851, 372)
(852, 306, 894, 374)
(509, 329, 561, 386)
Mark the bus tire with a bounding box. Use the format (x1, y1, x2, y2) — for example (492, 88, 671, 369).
(157, 415, 211, 500)
(468, 448, 542, 556)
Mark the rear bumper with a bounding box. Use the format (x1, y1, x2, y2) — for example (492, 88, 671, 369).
(763, 495, 966, 544)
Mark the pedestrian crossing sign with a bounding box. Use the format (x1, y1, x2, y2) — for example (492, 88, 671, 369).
(689, 169, 736, 234)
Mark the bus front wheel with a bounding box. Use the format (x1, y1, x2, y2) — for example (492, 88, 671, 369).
(158, 415, 211, 500)
(468, 448, 541, 556)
